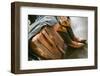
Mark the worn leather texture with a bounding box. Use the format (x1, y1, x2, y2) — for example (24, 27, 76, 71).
(30, 26, 65, 60)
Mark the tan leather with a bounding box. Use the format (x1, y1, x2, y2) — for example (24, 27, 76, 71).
(30, 26, 65, 60)
(59, 16, 70, 27)
(53, 23, 67, 32)
(69, 41, 85, 48)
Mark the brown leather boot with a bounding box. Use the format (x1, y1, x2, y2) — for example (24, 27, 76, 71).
(66, 27, 86, 44)
(68, 41, 85, 48)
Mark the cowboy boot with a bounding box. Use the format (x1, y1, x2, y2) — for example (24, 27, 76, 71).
(57, 31, 85, 48)
(67, 27, 86, 43)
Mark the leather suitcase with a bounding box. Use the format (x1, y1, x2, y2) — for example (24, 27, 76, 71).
(30, 26, 65, 60)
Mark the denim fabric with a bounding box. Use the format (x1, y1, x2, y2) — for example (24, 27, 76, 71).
(28, 16, 58, 40)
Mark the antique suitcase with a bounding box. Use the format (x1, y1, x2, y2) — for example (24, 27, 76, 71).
(30, 26, 65, 60)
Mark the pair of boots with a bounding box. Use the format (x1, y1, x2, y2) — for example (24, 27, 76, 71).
(58, 27, 86, 48)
